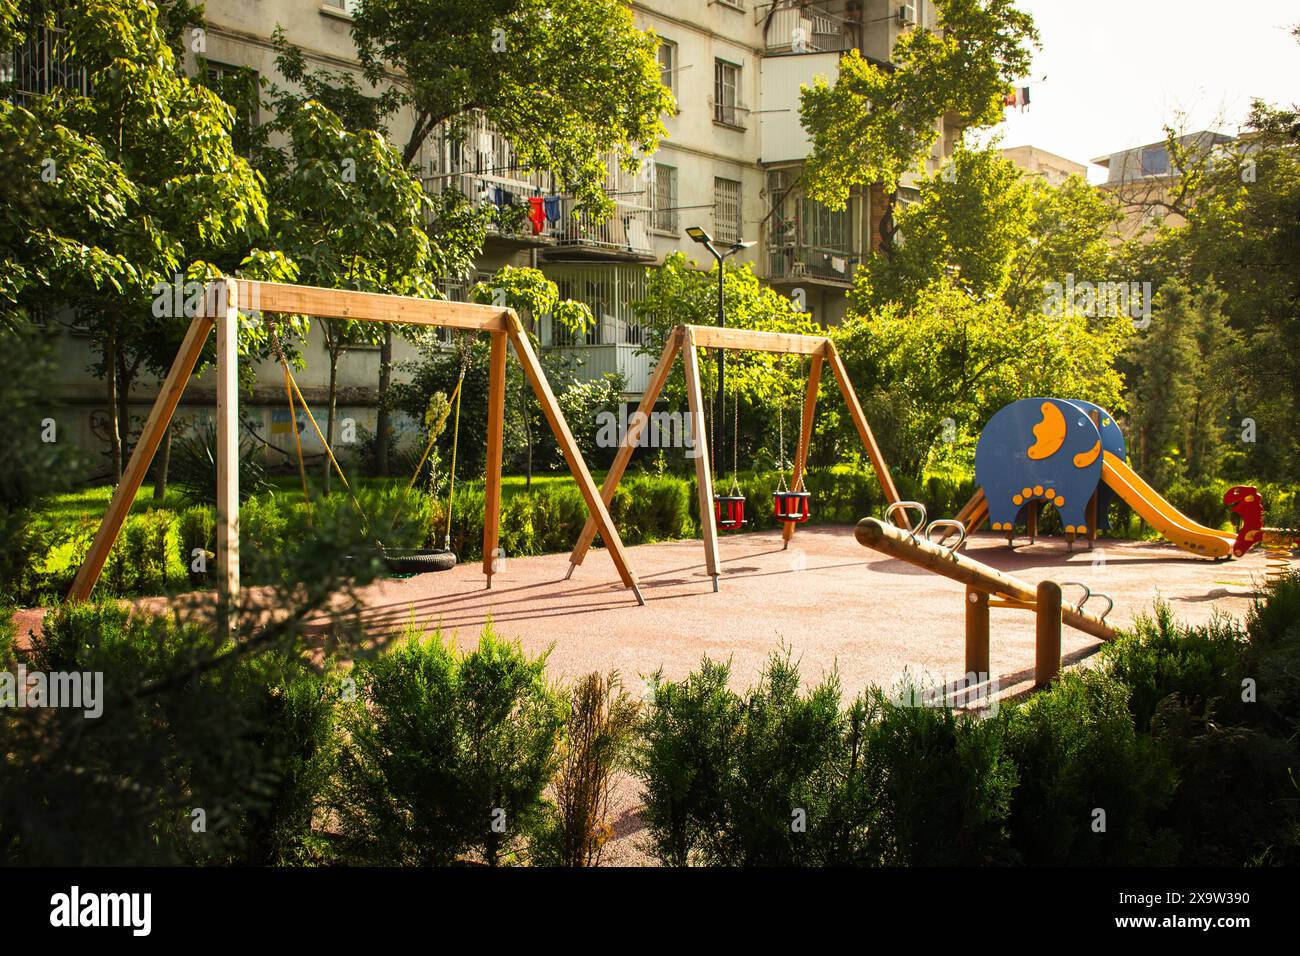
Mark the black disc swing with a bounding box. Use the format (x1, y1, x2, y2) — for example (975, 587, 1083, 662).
(773, 401, 811, 525)
(712, 385, 746, 531)
(271, 318, 461, 575)
(381, 334, 473, 573)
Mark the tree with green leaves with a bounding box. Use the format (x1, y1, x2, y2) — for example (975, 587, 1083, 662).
(632, 253, 820, 475)
(351, 0, 673, 216)
(853, 146, 1120, 320)
(0, 0, 267, 481)
(834, 276, 1131, 480)
(800, 0, 1038, 252)
(469, 265, 593, 487)
(1123, 280, 1241, 489)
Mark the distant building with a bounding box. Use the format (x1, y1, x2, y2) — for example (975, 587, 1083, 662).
(998, 145, 1087, 186)
(1091, 130, 1236, 241)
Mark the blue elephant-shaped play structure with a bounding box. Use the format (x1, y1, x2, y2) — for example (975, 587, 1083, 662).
(974, 398, 1127, 535)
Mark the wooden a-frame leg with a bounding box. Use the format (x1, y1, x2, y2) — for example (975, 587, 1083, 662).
(783, 353, 823, 549)
(824, 341, 908, 529)
(482, 329, 507, 588)
(568, 331, 680, 577)
(506, 315, 643, 605)
(68, 313, 216, 602)
(216, 278, 241, 637)
(682, 334, 721, 591)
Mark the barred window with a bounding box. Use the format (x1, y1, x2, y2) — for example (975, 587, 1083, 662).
(6, 26, 92, 106)
(713, 177, 742, 245)
(653, 163, 678, 233)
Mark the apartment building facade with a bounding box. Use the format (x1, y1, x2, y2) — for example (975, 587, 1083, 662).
(12, 0, 953, 474)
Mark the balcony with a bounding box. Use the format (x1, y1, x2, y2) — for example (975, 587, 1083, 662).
(543, 155, 654, 261)
(422, 115, 653, 259)
(764, 169, 862, 287)
(763, 1, 863, 56)
(767, 246, 858, 286)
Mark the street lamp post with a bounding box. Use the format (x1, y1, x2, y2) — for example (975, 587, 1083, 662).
(686, 226, 754, 475)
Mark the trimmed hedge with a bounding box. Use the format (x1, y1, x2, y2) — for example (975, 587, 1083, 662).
(8, 467, 1289, 604)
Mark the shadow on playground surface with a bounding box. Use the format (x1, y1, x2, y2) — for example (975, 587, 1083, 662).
(307, 525, 1266, 701)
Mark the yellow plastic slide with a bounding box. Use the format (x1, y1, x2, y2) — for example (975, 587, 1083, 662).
(1100, 452, 1234, 559)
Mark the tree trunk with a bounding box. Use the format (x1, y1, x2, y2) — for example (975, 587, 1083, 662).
(153, 422, 172, 500)
(375, 329, 392, 476)
(116, 348, 133, 469)
(324, 345, 339, 496)
(106, 331, 122, 482)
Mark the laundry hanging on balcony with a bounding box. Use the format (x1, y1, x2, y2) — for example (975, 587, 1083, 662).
(544, 195, 562, 223)
(527, 197, 546, 234)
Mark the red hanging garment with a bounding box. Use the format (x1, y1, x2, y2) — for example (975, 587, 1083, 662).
(528, 197, 546, 235)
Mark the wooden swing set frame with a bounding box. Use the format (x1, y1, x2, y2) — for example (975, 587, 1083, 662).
(566, 324, 906, 590)
(67, 278, 645, 621)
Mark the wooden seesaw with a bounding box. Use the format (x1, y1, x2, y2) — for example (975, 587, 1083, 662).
(855, 509, 1117, 690)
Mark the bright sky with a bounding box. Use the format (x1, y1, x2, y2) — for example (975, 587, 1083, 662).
(977, 0, 1299, 182)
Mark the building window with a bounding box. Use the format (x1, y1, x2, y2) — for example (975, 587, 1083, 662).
(657, 40, 676, 93)
(321, 0, 362, 15)
(6, 25, 92, 106)
(713, 177, 742, 245)
(201, 61, 259, 156)
(1140, 145, 1170, 177)
(652, 163, 678, 233)
(713, 59, 742, 127)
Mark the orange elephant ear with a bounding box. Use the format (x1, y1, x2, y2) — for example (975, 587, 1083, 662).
(1026, 402, 1066, 460)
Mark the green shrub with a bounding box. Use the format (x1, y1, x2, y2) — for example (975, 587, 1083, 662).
(233, 659, 340, 866)
(170, 418, 270, 506)
(637, 654, 1014, 867)
(1102, 601, 1247, 731)
(6, 602, 330, 865)
(636, 658, 742, 867)
(638, 652, 853, 866)
(331, 623, 565, 866)
(1247, 570, 1300, 651)
(177, 505, 216, 585)
(707, 652, 846, 866)
(1003, 669, 1177, 865)
(863, 688, 1017, 865)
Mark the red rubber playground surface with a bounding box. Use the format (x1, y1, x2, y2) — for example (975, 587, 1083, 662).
(323, 525, 1269, 699)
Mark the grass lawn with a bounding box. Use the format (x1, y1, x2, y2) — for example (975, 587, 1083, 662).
(37, 470, 610, 529)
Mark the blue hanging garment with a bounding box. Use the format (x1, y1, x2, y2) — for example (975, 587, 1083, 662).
(544, 195, 562, 223)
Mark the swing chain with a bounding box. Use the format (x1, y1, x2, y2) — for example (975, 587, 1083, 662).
(728, 389, 741, 497)
(776, 403, 789, 494)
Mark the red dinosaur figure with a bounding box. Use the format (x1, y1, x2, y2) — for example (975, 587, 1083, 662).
(1223, 485, 1265, 558)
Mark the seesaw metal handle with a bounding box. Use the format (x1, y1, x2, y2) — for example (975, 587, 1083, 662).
(925, 519, 966, 558)
(885, 501, 927, 541)
(1060, 582, 1114, 621)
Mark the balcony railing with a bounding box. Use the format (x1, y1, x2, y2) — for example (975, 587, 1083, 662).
(421, 114, 653, 256)
(763, 1, 862, 55)
(767, 245, 858, 284)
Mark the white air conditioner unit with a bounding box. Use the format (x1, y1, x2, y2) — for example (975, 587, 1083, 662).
(898, 3, 917, 25)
